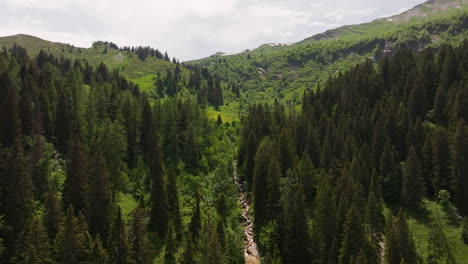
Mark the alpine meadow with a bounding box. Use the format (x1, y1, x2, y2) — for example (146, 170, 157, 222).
(1, 0, 468, 263)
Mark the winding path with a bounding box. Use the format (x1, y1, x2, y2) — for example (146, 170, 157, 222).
(233, 161, 261, 264)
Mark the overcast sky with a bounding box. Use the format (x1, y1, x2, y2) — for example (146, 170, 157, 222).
(0, 0, 426, 61)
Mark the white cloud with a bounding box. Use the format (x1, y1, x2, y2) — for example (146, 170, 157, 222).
(0, 0, 426, 60)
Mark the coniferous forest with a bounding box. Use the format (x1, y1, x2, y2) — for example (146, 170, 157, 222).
(1, 1, 468, 264)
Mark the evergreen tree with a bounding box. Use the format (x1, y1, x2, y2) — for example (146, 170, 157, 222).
(379, 140, 400, 204)
(1, 137, 33, 259)
(55, 206, 90, 264)
(167, 169, 182, 240)
(244, 130, 257, 189)
(88, 151, 113, 240)
(12, 216, 53, 264)
(164, 222, 176, 264)
(129, 207, 151, 264)
(281, 168, 311, 264)
(312, 176, 336, 263)
(55, 92, 71, 153)
(462, 217, 468, 245)
(108, 208, 133, 264)
(338, 202, 370, 264)
(63, 133, 88, 214)
(384, 211, 418, 264)
(188, 193, 201, 242)
(401, 146, 424, 207)
(450, 121, 468, 215)
(253, 137, 273, 230)
(431, 127, 450, 193)
(44, 187, 63, 241)
(90, 235, 109, 264)
(148, 136, 169, 236)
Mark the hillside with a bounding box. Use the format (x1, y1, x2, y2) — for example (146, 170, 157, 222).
(192, 0, 468, 115)
(0, 34, 185, 92)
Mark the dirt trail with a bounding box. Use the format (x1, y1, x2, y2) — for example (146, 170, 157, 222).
(233, 161, 260, 264)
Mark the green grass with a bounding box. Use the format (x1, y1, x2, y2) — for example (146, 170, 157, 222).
(407, 200, 468, 263)
(116, 192, 138, 220)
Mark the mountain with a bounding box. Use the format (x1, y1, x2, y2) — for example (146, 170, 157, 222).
(191, 0, 468, 116)
(0, 34, 184, 92)
(0, 0, 466, 120)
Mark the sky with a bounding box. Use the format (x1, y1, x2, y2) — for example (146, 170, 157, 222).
(0, 0, 426, 61)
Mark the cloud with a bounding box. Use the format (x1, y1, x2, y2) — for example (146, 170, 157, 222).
(0, 0, 426, 60)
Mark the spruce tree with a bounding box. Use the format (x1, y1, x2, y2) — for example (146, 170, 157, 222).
(244, 130, 257, 189)
(384, 211, 418, 264)
(63, 133, 88, 214)
(462, 217, 468, 245)
(108, 208, 133, 264)
(44, 187, 63, 241)
(12, 216, 53, 264)
(55, 92, 71, 153)
(90, 235, 109, 264)
(401, 146, 424, 207)
(164, 221, 176, 264)
(450, 121, 468, 215)
(55, 206, 89, 264)
(338, 202, 369, 264)
(129, 207, 151, 264)
(148, 136, 169, 236)
(88, 151, 113, 240)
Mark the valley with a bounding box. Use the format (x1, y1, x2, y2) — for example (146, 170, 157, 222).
(0, 0, 468, 264)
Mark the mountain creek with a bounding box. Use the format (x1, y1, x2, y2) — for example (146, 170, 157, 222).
(233, 161, 261, 264)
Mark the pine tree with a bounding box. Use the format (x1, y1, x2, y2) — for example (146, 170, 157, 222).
(108, 208, 133, 264)
(129, 207, 151, 264)
(148, 136, 169, 236)
(450, 121, 468, 215)
(140, 96, 154, 160)
(188, 193, 201, 242)
(167, 169, 182, 240)
(384, 211, 418, 264)
(431, 127, 450, 193)
(462, 217, 468, 245)
(365, 189, 383, 242)
(401, 146, 424, 207)
(44, 187, 63, 241)
(12, 216, 53, 264)
(55, 92, 71, 153)
(434, 85, 447, 125)
(281, 168, 311, 264)
(408, 78, 427, 120)
(63, 133, 88, 214)
(88, 151, 113, 240)
(379, 140, 400, 204)
(338, 202, 369, 264)
(244, 130, 257, 189)
(299, 153, 316, 207)
(55, 206, 90, 264)
(312, 176, 336, 263)
(266, 153, 281, 221)
(90, 235, 109, 264)
(164, 222, 176, 264)
(2, 137, 33, 259)
(253, 137, 273, 230)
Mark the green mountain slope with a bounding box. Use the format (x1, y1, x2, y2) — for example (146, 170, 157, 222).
(192, 0, 468, 114)
(0, 34, 186, 92)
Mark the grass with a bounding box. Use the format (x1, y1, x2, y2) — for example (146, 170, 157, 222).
(116, 191, 138, 220)
(407, 200, 468, 263)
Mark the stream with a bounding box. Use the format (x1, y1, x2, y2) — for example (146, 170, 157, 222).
(233, 161, 261, 264)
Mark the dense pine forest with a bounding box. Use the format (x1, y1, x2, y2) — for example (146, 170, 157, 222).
(1, 1, 468, 264)
(0, 45, 243, 264)
(237, 40, 468, 263)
